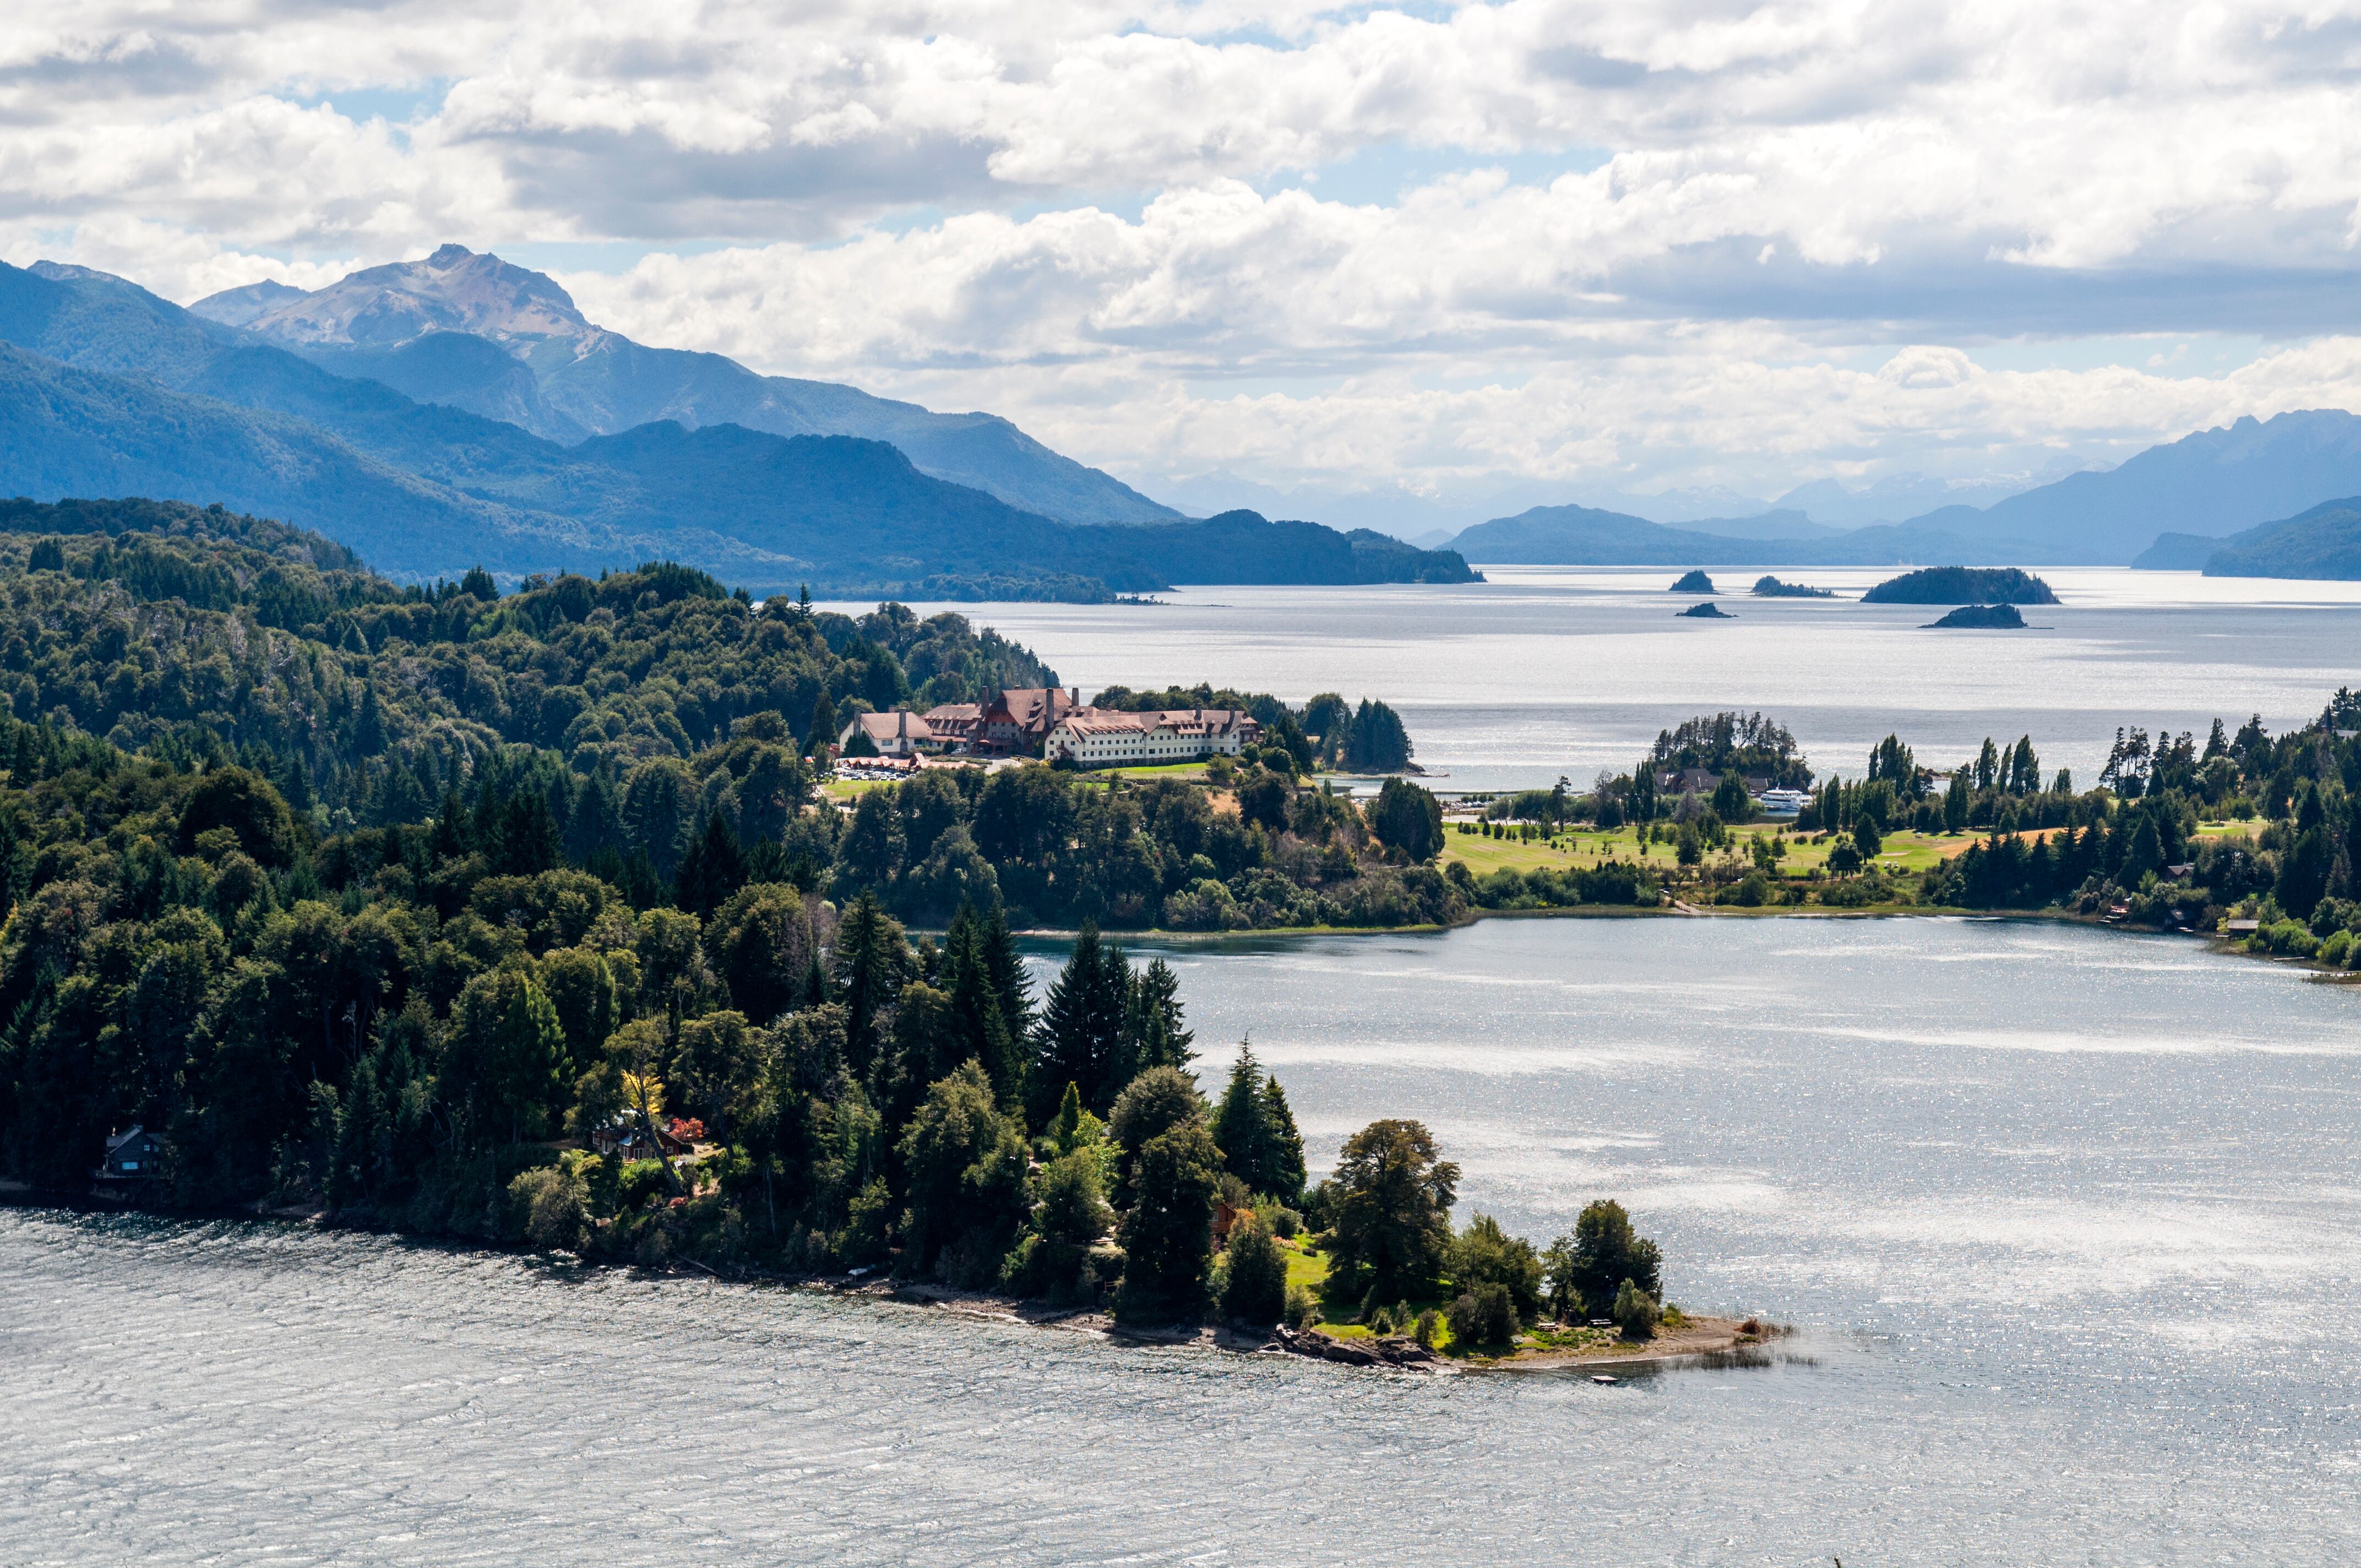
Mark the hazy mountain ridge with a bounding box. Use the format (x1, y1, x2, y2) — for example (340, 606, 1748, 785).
(2135, 497, 2361, 579)
(1896, 410, 2361, 559)
(1439, 410, 2361, 567)
(1440, 503, 2050, 567)
(193, 247, 1184, 527)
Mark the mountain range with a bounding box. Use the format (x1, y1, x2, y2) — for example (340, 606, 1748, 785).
(1434, 410, 2361, 572)
(2134, 497, 2361, 579)
(0, 255, 1472, 596)
(190, 244, 1181, 528)
(9, 241, 2361, 581)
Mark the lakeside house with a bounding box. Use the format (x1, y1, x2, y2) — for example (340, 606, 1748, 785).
(97, 1125, 161, 1182)
(590, 1116, 692, 1162)
(1045, 706, 1261, 768)
(1657, 766, 1772, 797)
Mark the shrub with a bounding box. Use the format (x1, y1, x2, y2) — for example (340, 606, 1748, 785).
(616, 1158, 670, 1211)
(507, 1163, 589, 1252)
(1613, 1278, 1661, 1341)
(1445, 1282, 1516, 1348)
(1218, 1213, 1290, 1326)
(1412, 1308, 1440, 1348)
(1283, 1283, 1320, 1329)
(1445, 1213, 1542, 1320)
(2324, 930, 2354, 967)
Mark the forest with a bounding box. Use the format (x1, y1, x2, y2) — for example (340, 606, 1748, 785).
(0, 496, 1553, 1336)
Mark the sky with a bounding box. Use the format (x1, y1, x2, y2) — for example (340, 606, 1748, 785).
(10, 1, 2361, 516)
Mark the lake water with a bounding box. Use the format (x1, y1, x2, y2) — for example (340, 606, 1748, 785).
(10, 916, 2360, 1564)
(842, 567, 2361, 791)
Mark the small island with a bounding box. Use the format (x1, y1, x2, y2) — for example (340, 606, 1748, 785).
(1677, 601, 1733, 618)
(1751, 575, 1837, 598)
(1669, 569, 1716, 593)
(1862, 565, 2059, 605)
(1923, 603, 2027, 629)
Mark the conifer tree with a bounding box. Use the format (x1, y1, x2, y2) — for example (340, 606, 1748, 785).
(833, 892, 906, 1080)
(1257, 1075, 1306, 1203)
(1210, 1042, 1272, 1193)
(1035, 921, 1130, 1117)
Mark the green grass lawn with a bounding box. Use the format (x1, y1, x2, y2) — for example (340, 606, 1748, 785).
(820, 778, 898, 801)
(1098, 760, 1215, 780)
(1441, 820, 1968, 885)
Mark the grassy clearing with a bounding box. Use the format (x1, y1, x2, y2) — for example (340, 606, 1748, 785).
(1098, 760, 1214, 780)
(1440, 821, 1966, 882)
(820, 778, 899, 801)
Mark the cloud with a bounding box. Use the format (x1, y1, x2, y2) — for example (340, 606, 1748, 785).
(7, 0, 2361, 502)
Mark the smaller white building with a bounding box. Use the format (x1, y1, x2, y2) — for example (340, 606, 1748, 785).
(1045, 707, 1261, 768)
(840, 709, 938, 758)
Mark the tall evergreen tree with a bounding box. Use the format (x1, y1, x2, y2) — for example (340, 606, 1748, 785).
(807, 692, 839, 756)
(981, 904, 1033, 1040)
(353, 684, 386, 756)
(1210, 1042, 1269, 1188)
(674, 810, 748, 915)
(942, 903, 1020, 1104)
(1119, 956, 1193, 1085)
(833, 892, 907, 1081)
(1034, 921, 1129, 1118)
(1258, 1076, 1307, 1203)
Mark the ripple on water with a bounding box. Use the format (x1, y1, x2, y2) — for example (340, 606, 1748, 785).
(10, 916, 2361, 1562)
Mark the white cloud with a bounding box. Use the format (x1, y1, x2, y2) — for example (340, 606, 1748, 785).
(7, 0, 2361, 500)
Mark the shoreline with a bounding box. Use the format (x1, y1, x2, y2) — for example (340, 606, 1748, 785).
(0, 1197, 1779, 1378)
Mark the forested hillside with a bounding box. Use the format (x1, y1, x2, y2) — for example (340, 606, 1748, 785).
(0, 499, 1465, 1297)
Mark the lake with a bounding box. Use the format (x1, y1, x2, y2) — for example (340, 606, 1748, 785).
(9, 916, 2358, 1564)
(836, 567, 2361, 792)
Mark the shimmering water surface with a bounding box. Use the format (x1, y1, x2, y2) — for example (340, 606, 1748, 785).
(9, 917, 2360, 1564)
(842, 567, 2361, 791)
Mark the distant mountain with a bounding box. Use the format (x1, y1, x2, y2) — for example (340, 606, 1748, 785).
(2133, 497, 2361, 579)
(1441, 503, 2043, 567)
(1775, 471, 2053, 529)
(179, 279, 308, 329)
(191, 246, 1182, 527)
(1672, 508, 1841, 542)
(1892, 411, 2361, 560)
(0, 340, 549, 573)
(0, 261, 1473, 594)
(2128, 532, 2223, 571)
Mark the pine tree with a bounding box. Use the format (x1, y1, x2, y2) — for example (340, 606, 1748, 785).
(1120, 956, 1192, 1083)
(1258, 1075, 1306, 1202)
(676, 810, 747, 915)
(1210, 1042, 1270, 1191)
(1035, 921, 1129, 1117)
(981, 904, 1033, 1039)
(942, 903, 1020, 1104)
(833, 892, 906, 1081)
(354, 684, 386, 757)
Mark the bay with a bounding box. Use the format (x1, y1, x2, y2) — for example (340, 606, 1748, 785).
(839, 567, 2361, 792)
(9, 916, 2358, 1564)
